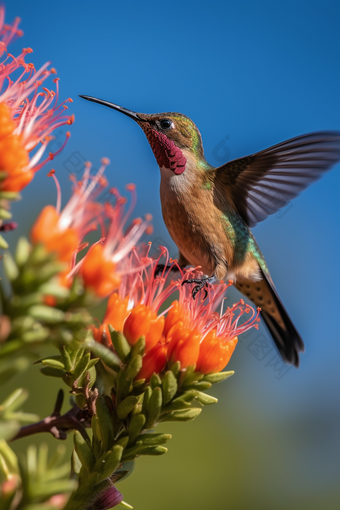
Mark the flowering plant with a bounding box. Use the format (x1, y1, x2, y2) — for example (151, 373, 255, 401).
(0, 7, 260, 510)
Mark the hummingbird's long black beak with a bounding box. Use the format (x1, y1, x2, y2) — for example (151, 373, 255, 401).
(79, 95, 146, 122)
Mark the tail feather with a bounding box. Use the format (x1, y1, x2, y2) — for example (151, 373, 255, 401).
(235, 269, 304, 367)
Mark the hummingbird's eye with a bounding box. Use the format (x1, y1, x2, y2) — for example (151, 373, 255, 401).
(160, 119, 172, 130)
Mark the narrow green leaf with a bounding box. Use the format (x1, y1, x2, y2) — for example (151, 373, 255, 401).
(95, 445, 123, 482)
(41, 358, 65, 370)
(73, 431, 95, 471)
(170, 361, 181, 378)
(150, 373, 162, 389)
(3, 253, 19, 281)
(141, 387, 152, 418)
(0, 208, 12, 220)
(127, 414, 146, 445)
(72, 353, 91, 381)
(203, 371, 234, 384)
(27, 305, 65, 323)
(116, 396, 139, 420)
(40, 366, 66, 378)
(193, 391, 218, 405)
(87, 339, 120, 372)
(96, 396, 115, 452)
(125, 355, 142, 380)
(0, 234, 8, 249)
(135, 433, 171, 446)
(162, 371, 178, 405)
(109, 326, 131, 363)
(185, 381, 212, 391)
(130, 336, 145, 359)
(146, 387, 162, 428)
(15, 237, 31, 266)
(159, 408, 202, 422)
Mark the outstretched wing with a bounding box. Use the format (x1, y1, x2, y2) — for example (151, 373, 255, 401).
(212, 131, 340, 227)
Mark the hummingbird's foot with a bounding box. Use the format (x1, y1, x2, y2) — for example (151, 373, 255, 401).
(182, 275, 216, 300)
(154, 264, 181, 277)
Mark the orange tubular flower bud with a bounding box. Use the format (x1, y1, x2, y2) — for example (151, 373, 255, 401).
(196, 330, 238, 374)
(92, 293, 130, 346)
(167, 321, 201, 369)
(163, 300, 182, 337)
(136, 342, 168, 382)
(104, 293, 130, 332)
(123, 304, 164, 354)
(81, 243, 121, 298)
(31, 205, 79, 263)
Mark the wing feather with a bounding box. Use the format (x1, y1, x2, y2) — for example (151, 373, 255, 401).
(213, 131, 340, 226)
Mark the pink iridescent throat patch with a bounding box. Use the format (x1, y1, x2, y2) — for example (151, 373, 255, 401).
(141, 126, 186, 174)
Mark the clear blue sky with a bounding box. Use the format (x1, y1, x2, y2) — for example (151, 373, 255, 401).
(5, 1, 340, 508)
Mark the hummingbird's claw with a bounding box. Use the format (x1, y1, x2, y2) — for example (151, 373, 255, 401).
(182, 275, 216, 301)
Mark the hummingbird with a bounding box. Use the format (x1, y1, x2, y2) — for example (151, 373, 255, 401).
(79, 94, 340, 367)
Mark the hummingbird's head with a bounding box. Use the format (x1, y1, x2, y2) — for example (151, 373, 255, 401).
(79, 96, 205, 175)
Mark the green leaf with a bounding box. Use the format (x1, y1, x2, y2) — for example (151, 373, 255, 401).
(125, 355, 142, 380)
(127, 414, 146, 445)
(96, 396, 115, 452)
(163, 391, 196, 412)
(40, 366, 66, 378)
(0, 208, 12, 220)
(135, 433, 171, 446)
(15, 237, 31, 267)
(146, 387, 162, 428)
(95, 445, 123, 483)
(72, 353, 91, 381)
(130, 336, 145, 359)
(0, 191, 21, 200)
(116, 396, 139, 420)
(3, 253, 19, 281)
(203, 371, 234, 383)
(73, 431, 95, 471)
(109, 327, 131, 363)
(170, 361, 181, 378)
(27, 305, 65, 323)
(0, 234, 8, 249)
(87, 339, 120, 372)
(150, 373, 162, 389)
(141, 386, 152, 417)
(185, 381, 212, 391)
(192, 391, 218, 405)
(162, 371, 178, 405)
(41, 357, 65, 370)
(159, 408, 202, 422)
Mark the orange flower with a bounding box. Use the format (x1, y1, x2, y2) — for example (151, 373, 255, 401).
(196, 330, 238, 374)
(123, 304, 165, 353)
(167, 321, 201, 369)
(92, 248, 176, 355)
(92, 293, 130, 346)
(81, 243, 121, 298)
(80, 184, 152, 298)
(0, 8, 73, 192)
(163, 273, 260, 373)
(31, 161, 107, 288)
(31, 205, 79, 263)
(136, 342, 168, 382)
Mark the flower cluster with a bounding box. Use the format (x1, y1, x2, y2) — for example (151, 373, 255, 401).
(0, 6, 73, 194)
(92, 250, 260, 379)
